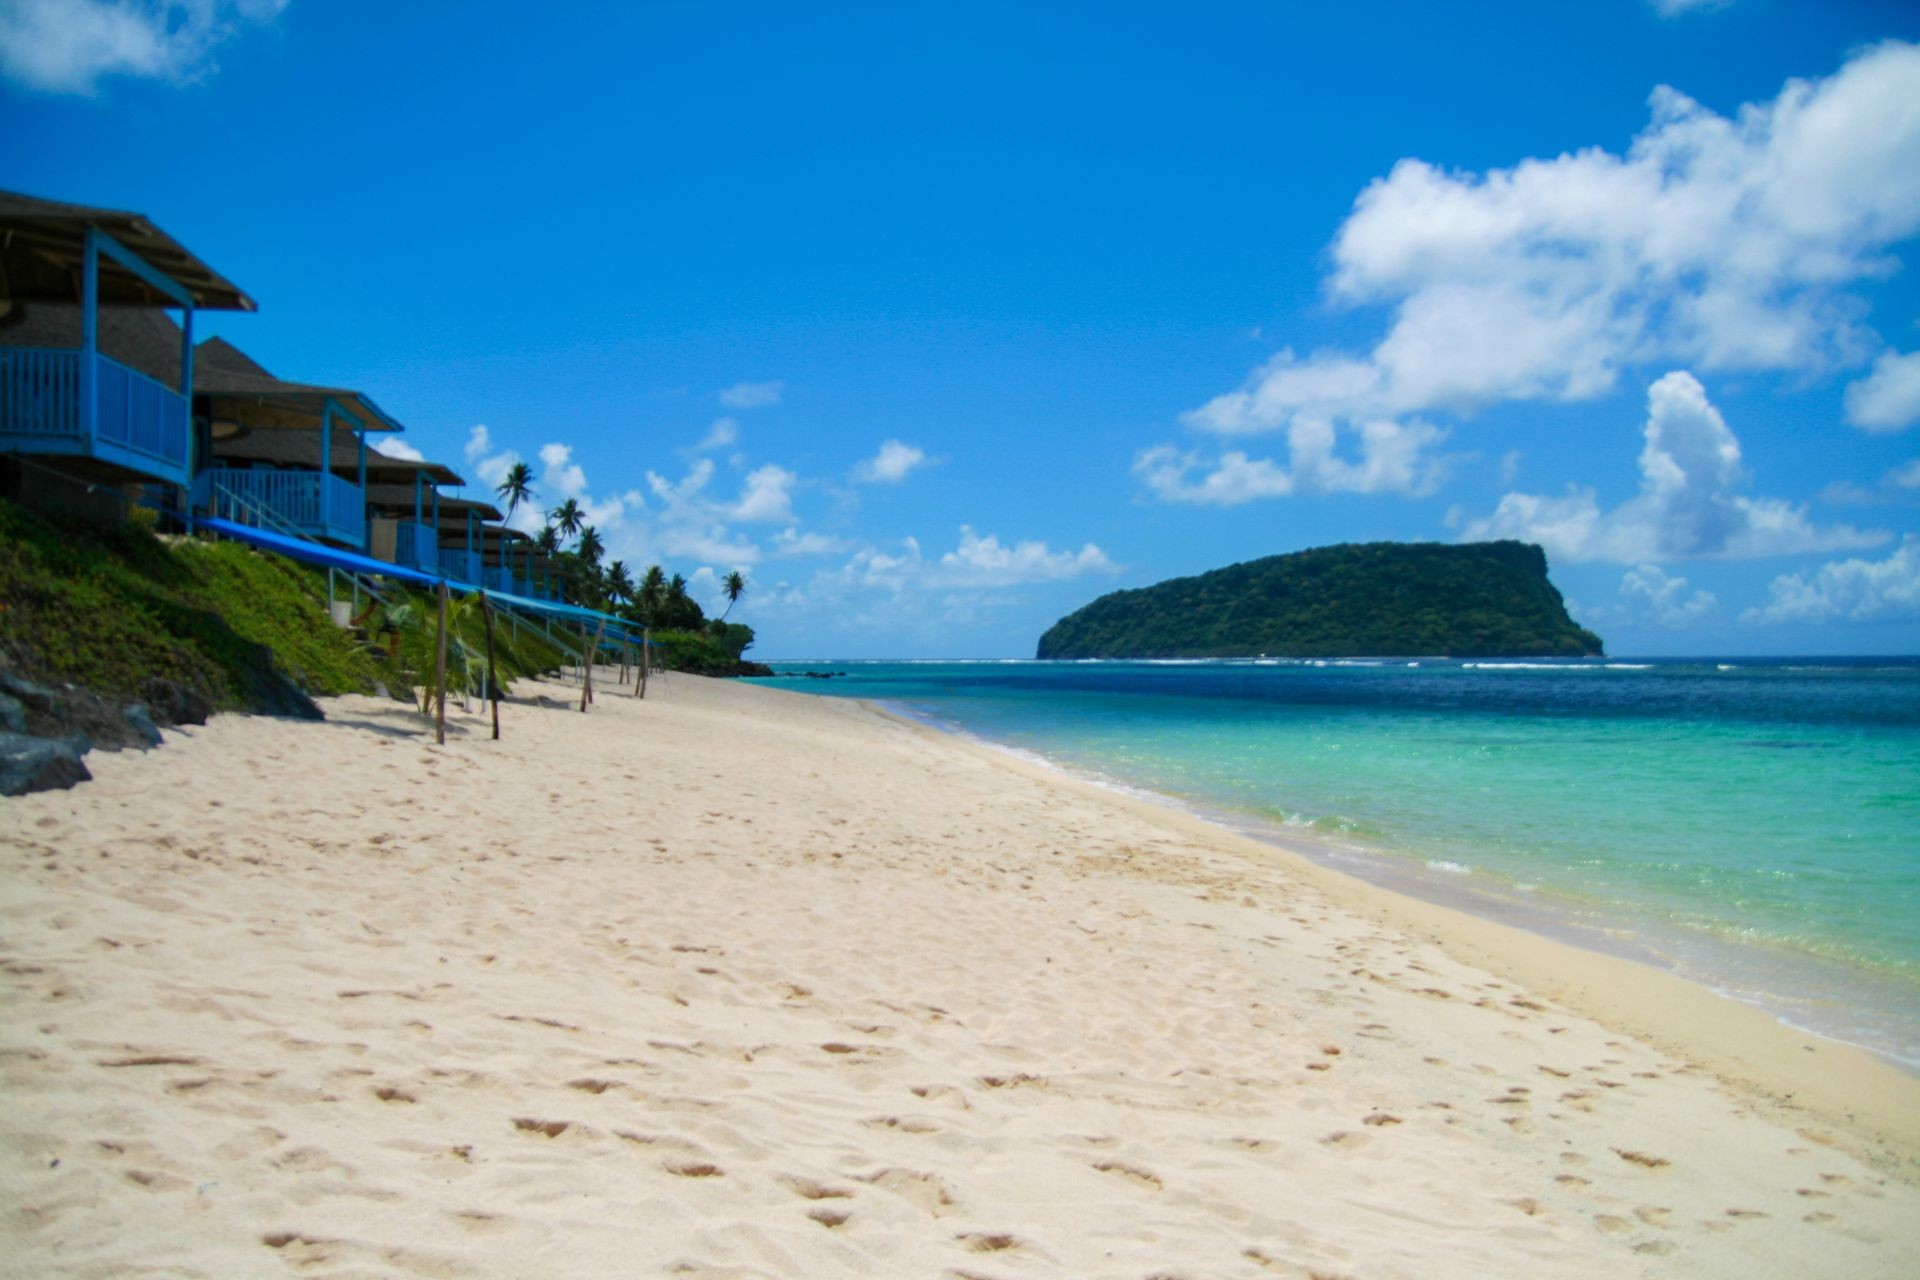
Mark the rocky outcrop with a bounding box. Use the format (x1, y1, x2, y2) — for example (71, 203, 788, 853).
(0, 732, 90, 796)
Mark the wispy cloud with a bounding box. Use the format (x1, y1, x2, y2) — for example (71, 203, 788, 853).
(717, 380, 784, 410)
(0, 0, 288, 94)
(693, 417, 739, 452)
(852, 439, 930, 485)
(1456, 372, 1884, 562)
(1650, 0, 1732, 17)
(1618, 564, 1718, 625)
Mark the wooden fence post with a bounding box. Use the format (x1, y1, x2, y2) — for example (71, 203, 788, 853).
(482, 593, 500, 740)
(434, 581, 449, 745)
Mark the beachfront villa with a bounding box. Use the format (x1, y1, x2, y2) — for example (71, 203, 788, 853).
(0, 191, 252, 513)
(190, 336, 405, 550)
(0, 187, 578, 612)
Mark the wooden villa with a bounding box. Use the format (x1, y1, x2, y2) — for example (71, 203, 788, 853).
(192, 336, 406, 549)
(0, 190, 253, 512)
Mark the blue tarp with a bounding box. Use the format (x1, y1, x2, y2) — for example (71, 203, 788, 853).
(200, 516, 645, 646)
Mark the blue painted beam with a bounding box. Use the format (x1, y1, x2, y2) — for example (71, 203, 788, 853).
(90, 228, 195, 309)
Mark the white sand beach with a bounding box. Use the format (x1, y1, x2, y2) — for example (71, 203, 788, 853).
(3, 673, 1918, 1278)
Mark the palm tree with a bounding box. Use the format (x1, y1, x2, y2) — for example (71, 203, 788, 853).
(533, 525, 560, 557)
(639, 564, 666, 623)
(606, 560, 635, 606)
(549, 498, 585, 544)
(720, 570, 747, 620)
(495, 461, 535, 518)
(576, 525, 605, 567)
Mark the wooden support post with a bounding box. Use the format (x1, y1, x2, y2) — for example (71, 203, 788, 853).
(482, 593, 500, 741)
(579, 620, 605, 712)
(636, 627, 649, 699)
(434, 581, 449, 745)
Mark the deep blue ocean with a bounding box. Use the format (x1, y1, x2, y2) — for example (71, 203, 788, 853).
(755, 657, 1920, 1066)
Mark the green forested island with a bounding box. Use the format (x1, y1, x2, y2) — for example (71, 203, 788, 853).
(1036, 541, 1603, 659)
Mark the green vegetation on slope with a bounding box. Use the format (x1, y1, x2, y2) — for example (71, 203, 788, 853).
(0, 498, 569, 714)
(1036, 540, 1604, 659)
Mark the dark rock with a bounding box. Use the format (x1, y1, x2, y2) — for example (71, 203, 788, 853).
(121, 704, 163, 749)
(0, 674, 151, 751)
(0, 672, 56, 713)
(0, 732, 91, 796)
(141, 678, 212, 727)
(0, 692, 24, 734)
(239, 667, 323, 721)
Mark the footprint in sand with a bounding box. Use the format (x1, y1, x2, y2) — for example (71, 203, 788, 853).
(1092, 1160, 1163, 1190)
(957, 1232, 1021, 1253)
(862, 1168, 955, 1216)
(780, 1175, 855, 1201)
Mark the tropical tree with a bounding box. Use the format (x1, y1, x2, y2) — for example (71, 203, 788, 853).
(638, 564, 666, 624)
(495, 461, 535, 518)
(549, 498, 585, 543)
(606, 560, 635, 607)
(533, 525, 560, 556)
(576, 525, 605, 567)
(720, 570, 747, 620)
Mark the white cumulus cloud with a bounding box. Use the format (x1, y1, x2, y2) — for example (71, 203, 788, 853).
(730, 464, 797, 524)
(934, 526, 1116, 588)
(1136, 417, 1448, 505)
(1845, 350, 1920, 433)
(1191, 42, 1920, 436)
(1457, 371, 1884, 562)
(371, 437, 424, 462)
(1744, 536, 1920, 623)
(0, 0, 287, 94)
(852, 439, 930, 484)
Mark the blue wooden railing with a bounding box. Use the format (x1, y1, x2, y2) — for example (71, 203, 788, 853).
(197, 468, 366, 546)
(0, 346, 190, 481)
(438, 547, 481, 584)
(394, 520, 438, 573)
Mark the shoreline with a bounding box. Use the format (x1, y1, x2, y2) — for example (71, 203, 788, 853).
(866, 692, 1920, 1078)
(5, 671, 1918, 1275)
(851, 693, 1920, 1176)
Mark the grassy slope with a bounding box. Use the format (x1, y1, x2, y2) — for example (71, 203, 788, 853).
(0, 499, 567, 713)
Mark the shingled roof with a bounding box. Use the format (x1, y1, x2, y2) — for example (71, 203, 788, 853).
(0, 190, 254, 311)
(195, 336, 404, 433)
(0, 302, 188, 387)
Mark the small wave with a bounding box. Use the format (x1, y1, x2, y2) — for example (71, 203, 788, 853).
(1717, 663, 1739, 671)
(1462, 662, 1600, 672)
(1604, 663, 1653, 670)
(1427, 859, 1473, 875)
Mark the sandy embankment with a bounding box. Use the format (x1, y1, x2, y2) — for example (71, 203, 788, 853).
(2, 672, 1917, 1279)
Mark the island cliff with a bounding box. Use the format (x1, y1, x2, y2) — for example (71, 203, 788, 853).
(1036, 541, 1603, 659)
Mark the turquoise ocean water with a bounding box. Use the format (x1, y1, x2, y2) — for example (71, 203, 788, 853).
(754, 658, 1920, 1066)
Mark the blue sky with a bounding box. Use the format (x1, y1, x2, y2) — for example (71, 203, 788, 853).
(4, 0, 1919, 657)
